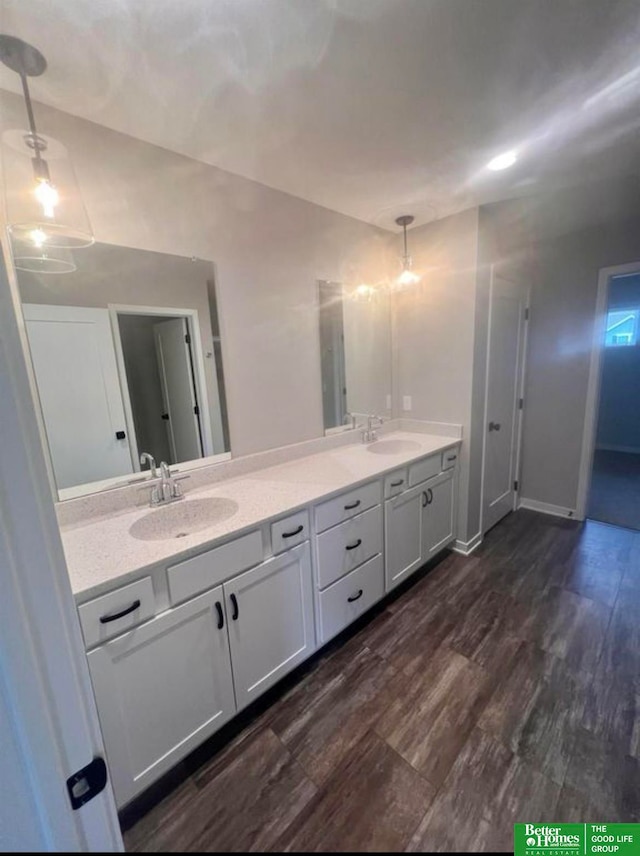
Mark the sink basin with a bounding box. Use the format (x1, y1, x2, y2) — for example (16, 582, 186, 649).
(129, 497, 239, 541)
(366, 439, 422, 455)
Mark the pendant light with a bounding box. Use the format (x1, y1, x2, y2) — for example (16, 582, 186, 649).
(0, 35, 93, 272)
(395, 215, 420, 288)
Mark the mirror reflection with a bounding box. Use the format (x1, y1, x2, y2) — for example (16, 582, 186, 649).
(16, 242, 230, 497)
(318, 280, 392, 431)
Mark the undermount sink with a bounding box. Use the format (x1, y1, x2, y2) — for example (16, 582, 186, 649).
(366, 439, 422, 455)
(129, 497, 239, 541)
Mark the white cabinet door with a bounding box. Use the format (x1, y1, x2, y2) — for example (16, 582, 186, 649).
(224, 542, 315, 710)
(422, 471, 455, 560)
(87, 586, 236, 808)
(384, 483, 424, 592)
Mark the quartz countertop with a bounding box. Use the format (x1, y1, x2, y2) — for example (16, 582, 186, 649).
(62, 431, 460, 601)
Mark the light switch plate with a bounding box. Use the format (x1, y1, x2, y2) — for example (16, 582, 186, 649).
(403, 395, 412, 411)
(386, 394, 392, 410)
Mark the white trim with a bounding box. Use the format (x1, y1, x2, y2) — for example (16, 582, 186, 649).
(0, 238, 123, 849)
(453, 530, 483, 556)
(595, 443, 640, 454)
(518, 497, 576, 519)
(575, 261, 640, 520)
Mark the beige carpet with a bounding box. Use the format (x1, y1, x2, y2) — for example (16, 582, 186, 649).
(588, 448, 640, 531)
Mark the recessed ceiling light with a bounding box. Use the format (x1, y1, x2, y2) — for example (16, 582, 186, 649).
(487, 150, 518, 171)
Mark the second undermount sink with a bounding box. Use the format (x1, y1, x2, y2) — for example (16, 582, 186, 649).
(129, 497, 239, 541)
(366, 439, 422, 455)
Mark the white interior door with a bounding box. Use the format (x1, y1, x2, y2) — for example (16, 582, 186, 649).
(1, 248, 122, 850)
(22, 304, 133, 489)
(482, 275, 528, 533)
(154, 318, 203, 464)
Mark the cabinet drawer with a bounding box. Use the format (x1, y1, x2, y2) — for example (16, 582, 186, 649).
(167, 530, 263, 606)
(317, 554, 384, 644)
(316, 504, 382, 589)
(271, 510, 309, 555)
(441, 448, 459, 470)
(315, 480, 381, 533)
(78, 577, 155, 649)
(408, 454, 441, 486)
(384, 468, 407, 498)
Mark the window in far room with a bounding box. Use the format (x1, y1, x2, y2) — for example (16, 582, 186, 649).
(604, 309, 639, 347)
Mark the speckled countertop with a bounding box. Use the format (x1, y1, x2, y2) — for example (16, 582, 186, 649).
(62, 431, 460, 601)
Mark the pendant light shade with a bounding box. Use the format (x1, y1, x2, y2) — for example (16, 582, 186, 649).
(0, 35, 93, 272)
(395, 214, 420, 289)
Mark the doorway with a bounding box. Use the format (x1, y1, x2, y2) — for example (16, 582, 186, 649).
(481, 272, 529, 534)
(113, 309, 205, 469)
(581, 267, 640, 530)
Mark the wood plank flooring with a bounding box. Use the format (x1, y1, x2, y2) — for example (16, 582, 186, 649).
(123, 510, 640, 852)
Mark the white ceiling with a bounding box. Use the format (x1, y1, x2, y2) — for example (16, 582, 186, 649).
(1, 0, 640, 231)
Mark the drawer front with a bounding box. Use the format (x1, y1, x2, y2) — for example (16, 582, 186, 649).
(271, 510, 309, 555)
(78, 577, 155, 649)
(167, 529, 263, 606)
(316, 504, 382, 589)
(408, 453, 441, 487)
(384, 468, 407, 499)
(318, 554, 384, 644)
(441, 448, 459, 470)
(315, 480, 381, 533)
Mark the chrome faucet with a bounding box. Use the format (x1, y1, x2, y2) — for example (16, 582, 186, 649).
(149, 461, 189, 506)
(139, 452, 157, 478)
(362, 414, 384, 443)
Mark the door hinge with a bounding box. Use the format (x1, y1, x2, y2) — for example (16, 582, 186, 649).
(513, 480, 519, 492)
(66, 757, 108, 810)
(184, 333, 191, 344)
(193, 405, 200, 416)
(524, 307, 529, 321)
(518, 398, 524, 410)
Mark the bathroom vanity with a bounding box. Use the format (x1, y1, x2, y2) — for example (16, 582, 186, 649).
(62, 429, 460, 808)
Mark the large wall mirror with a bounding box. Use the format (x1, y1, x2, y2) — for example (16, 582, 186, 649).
(15, 242, 230, 499)
(318, 280, 392, 431)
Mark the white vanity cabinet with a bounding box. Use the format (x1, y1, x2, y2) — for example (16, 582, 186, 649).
(384, 483, 425, 591)
(224, 542, 315, 710)
(422, 470, 455, 560)
(385, 463, 456, 592)
(86, 586, 236, 807)
(78, 438, 460, 809)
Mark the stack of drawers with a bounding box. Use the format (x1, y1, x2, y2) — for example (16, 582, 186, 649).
(314, 480, 384, 643)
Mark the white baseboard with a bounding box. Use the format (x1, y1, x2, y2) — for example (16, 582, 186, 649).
(453, 530, 482, 556)
(595, 444, 640, 455)
(518, 497, 576, 519)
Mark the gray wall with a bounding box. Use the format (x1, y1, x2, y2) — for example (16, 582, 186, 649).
(520, 213, 640, 510)
(1, 90, 392, 458)
(393, 207, 480, 544)
(596, 274, 640, 452)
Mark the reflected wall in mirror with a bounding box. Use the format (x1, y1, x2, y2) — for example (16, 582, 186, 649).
(318, 280, 392, 431)
(16, 242, 230, 498)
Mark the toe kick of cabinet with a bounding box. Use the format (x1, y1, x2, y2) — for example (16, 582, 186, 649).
(317, 554, 384, 644)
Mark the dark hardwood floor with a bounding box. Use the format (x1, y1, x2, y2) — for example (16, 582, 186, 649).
(123, 510, 640, 852)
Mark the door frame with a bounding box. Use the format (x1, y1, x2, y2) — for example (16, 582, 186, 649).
(0, 240, 123, 850)
(479, 265, 530, 535)
(109, 304, 215, 463)
(576, 260, 640, 520)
